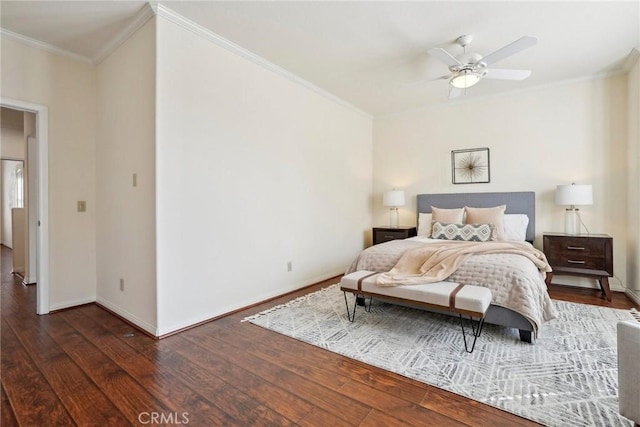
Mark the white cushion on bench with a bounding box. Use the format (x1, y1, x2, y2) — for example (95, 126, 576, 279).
(341, 270, 492, 317)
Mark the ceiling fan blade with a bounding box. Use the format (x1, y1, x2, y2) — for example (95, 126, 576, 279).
(484, 68, 532, 80)
(428, 48, 462, 67)
(402, 74, 451, 87)
(477, 36, 537, 67)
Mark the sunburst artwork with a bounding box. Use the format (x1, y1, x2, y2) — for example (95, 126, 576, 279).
(451, 148, 490, 184)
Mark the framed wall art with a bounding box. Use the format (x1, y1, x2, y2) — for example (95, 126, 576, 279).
(451, 147, 490, 184)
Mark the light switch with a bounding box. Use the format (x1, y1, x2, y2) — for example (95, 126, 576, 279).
(77, 201, 86, 212)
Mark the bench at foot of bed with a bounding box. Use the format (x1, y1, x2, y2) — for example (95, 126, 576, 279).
(340, 270, 492, 353)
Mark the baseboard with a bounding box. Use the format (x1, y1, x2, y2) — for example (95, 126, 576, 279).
(22, 276, 36, 285)
(625, 289, 640, 307)
(157, 268, 346, 337)
(49, 296, 96, 312)
(95, 297, 158, 336)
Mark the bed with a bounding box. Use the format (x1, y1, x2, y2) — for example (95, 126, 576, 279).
(346, 191, 556, 343)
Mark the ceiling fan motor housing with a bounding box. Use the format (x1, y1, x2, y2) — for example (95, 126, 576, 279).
(455, 34, 474, 48)
(453, 52, 483, 69)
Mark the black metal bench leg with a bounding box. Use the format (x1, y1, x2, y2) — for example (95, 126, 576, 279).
(459, 314, 485, 353)
(343, 292, 358, 322)
(363, 295, 373, 313)
(343, 292, 373, 322)
(518, 329, 533, 343)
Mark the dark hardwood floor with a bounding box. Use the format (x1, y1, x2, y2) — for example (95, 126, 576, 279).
(2, 245, 638, 426)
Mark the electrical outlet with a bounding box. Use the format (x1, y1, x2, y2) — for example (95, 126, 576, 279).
(120, 278, 124, 291)
(77, 201, 86, 212)
(287, 261, 292, 272)
(133, 173, 137, 187)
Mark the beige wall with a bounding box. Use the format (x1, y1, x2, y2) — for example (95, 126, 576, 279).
(627, 54, 640, 299)
(0, 117, 27, 248)
(1, 37, 97, 309)
(96, 19, 157, 333)
(0, 120, 25, 247)
(155, 16, 373, 335)
(0, 127, 24, 159)
(374, 75, 629, 291)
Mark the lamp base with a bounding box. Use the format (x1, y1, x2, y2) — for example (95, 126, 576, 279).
(564, 208, 580, 235)
(389, 207, 399, 228)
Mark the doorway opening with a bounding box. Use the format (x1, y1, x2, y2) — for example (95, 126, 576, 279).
(0, 98, 50, 315)
(1, 158, 25, 276)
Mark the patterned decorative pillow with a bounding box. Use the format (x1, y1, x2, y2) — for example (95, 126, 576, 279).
(431, 221, 494, 242)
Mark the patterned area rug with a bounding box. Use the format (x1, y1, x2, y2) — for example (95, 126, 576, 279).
(244, 284, 638, 427)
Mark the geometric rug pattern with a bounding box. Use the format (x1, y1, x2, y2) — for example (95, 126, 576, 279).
(244, 284, 638, 427)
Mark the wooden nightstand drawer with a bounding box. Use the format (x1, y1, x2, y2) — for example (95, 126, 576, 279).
(372, 226, 417, 245)
(547, 237, 606, 259)
(548, 254, 606, 271)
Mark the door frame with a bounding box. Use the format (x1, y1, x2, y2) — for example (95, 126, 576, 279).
(1, 97, 50, 315)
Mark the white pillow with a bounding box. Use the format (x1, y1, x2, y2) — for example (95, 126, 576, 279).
(417, 213, 432, 236)
(503, 214, 530, 241)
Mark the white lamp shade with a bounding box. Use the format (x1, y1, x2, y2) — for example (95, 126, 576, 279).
(555, 184, 593, 206)
(383, 190, 405, 207)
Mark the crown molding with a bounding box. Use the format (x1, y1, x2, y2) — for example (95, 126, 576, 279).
(0, 27, 92, 64)
(92, 2, 156, 65)
(1, 3, 156, 66)
(623, 47, 640, 71)
(154, 4, 371, 119)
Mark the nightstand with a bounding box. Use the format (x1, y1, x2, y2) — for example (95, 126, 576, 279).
(372, 226, 417, 245)
(542, 232, 613, 301)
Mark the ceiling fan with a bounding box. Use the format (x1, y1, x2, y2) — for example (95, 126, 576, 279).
(428, 35, 537, 97)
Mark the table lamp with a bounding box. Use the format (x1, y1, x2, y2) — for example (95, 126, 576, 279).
(383, 190, 405, 228)
(555, 183, 593, 235)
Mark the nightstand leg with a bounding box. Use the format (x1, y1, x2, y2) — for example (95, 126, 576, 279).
(599, 277, 612, 302)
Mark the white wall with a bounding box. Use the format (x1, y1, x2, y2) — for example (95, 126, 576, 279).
(374, 75, 629, 291)
(1, 38, 97, 309)
(155, 16, 372, 335)
(96, 19, 157, 333)
(627, 54, 640, 299)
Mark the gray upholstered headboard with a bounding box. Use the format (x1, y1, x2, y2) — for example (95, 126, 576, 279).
(417, 192, 535, 242)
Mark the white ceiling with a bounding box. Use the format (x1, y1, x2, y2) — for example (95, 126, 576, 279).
(1, 1, 639, 116)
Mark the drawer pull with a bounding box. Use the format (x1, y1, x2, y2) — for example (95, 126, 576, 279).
(567, 246, 585, 250)
(567, 260, 586, 264)
(383, 235, 396, 239)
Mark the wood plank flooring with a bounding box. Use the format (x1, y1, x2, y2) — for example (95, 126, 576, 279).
(2, 245, 638, 426)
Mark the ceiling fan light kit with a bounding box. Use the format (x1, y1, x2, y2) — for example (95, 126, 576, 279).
(450, 70, 482, 89)
(428, 34, 537, 96)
